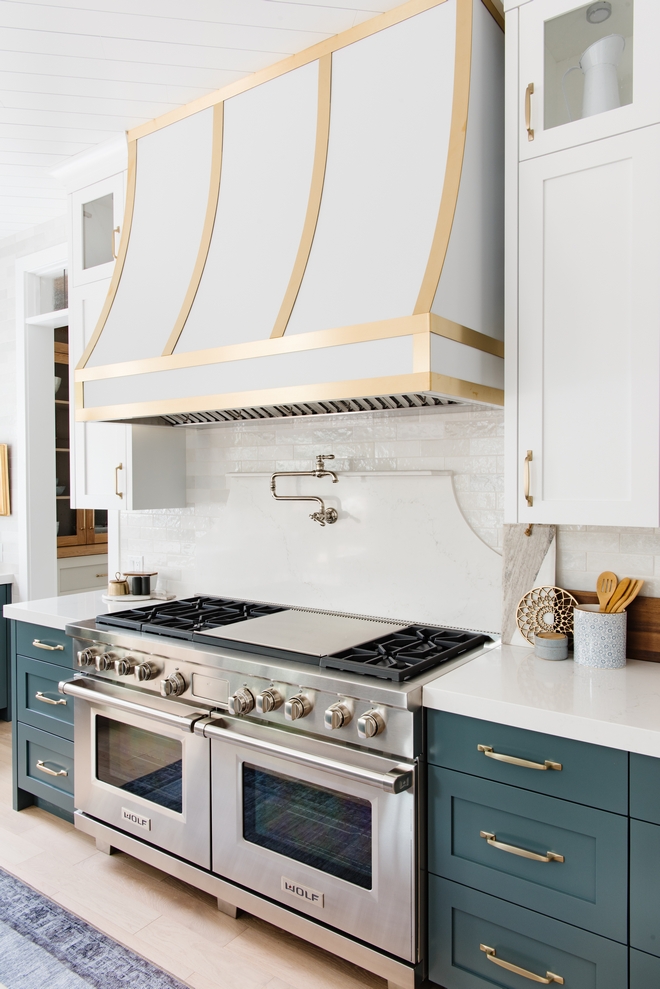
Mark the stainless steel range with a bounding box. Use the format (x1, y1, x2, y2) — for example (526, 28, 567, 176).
(62, 596, 494, 989)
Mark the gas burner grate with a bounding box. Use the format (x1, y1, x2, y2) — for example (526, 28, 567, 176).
(321, 626, 489, 681)
(97, 596, 285, 639)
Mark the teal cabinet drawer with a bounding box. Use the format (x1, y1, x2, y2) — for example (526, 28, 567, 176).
(630, 753, 660, 825)
(16, 655, 73, 740)
(429, 767, 628, 942)
(427, 711, 628, 814)
(16, 622, 73, 668)
(17, 722, 74, 813)
(630, 948, 660, 986)
(429, 876, 627, 989)
(630, 818, 660, 958)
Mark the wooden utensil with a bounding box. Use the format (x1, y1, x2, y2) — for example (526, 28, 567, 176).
(604, 577, 632, 613)
(612, 578, 644, 613)
(596, 571, 618, 612)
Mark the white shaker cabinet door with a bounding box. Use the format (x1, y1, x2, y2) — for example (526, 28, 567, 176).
(516, 124, 660, 526)
(518, 0, 660, 162)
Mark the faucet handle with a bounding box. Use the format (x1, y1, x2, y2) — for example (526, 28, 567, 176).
(315, 453, 335, 469)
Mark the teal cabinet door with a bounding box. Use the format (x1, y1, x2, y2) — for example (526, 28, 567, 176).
(630, 948, 660, 986)
(16, 655, 74, 740)
(16, 722, 74, 814)
(429, 876, 627, 989)
(427, 710, 628, 813)
(630, 818, 660, 958)
(16, 622, 73, 668)
(429, 767, 628, 942)
(630, 752, 660, 825)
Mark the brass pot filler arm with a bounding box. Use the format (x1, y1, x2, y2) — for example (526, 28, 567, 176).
(270, 454, 339, 526)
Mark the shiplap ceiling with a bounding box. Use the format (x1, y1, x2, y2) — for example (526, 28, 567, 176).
(0, 0, 402, 240)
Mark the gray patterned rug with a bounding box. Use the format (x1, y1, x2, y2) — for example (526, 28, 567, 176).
(0, 868, 189, 989)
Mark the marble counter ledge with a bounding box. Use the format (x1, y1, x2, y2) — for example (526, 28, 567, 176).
(423, 642, 660, 759)
(0, 573, 15, 585)
(3, 590, 144, 630)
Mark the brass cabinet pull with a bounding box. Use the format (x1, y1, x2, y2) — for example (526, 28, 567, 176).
(32, 639, 64, 652)
(35, 760, 68, 778)
(95, 573, 108, 578)
(115, 463, 123, 499)
(480, 945, 563, 984)
(524, 450, 533, 507)
(35, 691, 67, 707)
(480, 831, 564, 863)
(478, 744, 562, 771)
(112, 226, 120, 259)
(525, 82, 535, 141)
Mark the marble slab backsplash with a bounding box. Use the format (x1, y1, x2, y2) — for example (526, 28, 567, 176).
(118, 405, 660, 601)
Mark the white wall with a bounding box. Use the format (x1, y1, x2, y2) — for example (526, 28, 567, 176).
(0, 216, 66, 578)
(119, 405, 660, 603)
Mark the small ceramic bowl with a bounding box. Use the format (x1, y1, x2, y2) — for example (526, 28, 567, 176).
(534, 631, 568, 661)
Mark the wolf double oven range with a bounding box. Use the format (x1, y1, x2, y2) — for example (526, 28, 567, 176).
(61, 596, 493, 989)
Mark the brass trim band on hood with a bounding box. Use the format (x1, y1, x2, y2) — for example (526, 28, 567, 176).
(162, 104, 225, 357)
(271, 55, 332, 340)
(77, 140, 137, 370)
(415, 0, 472, 313)
(74, 315, 502, 384)
(76, 371, 503, 424)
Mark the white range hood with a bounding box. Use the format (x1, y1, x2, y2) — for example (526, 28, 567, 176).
(75, 0, 504, 426)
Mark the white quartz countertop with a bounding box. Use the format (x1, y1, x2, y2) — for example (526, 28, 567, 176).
(423, 642, 660, 758)
(0, 572, 14, 585)
(3, 590, 156, 630)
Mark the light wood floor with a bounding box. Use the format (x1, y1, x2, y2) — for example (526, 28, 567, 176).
(0, 721, 384, 989)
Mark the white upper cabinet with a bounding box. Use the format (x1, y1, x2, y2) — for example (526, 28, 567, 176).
(515, 123, 660, 526)
(71, 172, 124, 288)
(518, 0, 660, 161)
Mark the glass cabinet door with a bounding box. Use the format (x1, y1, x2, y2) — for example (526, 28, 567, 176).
(519, 0, 660, 160)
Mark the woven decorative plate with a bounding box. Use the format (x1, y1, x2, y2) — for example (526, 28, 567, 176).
(516, 586, 579, 644)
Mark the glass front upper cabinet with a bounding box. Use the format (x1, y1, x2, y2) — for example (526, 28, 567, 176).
(82, 193, 114, 269)
(518, 0, 659, 160)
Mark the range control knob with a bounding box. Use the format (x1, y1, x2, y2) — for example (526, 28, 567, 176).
(256, 688, 282, 714)
(324, 703, 352, 731)
(114, 657, 136, 677)
(135, 661, 159, 682)
(228, 687, 255, 717)
(77, 647, 97, 668)
(95, 652, 116, 672)
(160, 672, 186, 698)
(357, 710, 386, 739)
(285, 694, 313, 722)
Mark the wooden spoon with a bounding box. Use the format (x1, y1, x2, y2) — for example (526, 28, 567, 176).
(596, 571, 618, 612)
(612, 578, 644, 613)
(604, 577, 632, 613)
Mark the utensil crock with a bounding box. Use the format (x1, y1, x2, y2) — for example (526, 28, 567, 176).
(573, 603, 626, 669)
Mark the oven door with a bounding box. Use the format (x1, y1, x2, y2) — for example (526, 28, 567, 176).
(199, 715, 418, 963)
(60, 676, 211, 868)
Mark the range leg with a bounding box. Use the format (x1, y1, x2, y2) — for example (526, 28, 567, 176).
(217, 897, 239, 918)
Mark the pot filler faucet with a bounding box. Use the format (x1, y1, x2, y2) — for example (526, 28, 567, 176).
(270, 454, 339, 526)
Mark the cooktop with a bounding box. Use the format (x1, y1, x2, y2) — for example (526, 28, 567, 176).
(96, 596, 489, 681)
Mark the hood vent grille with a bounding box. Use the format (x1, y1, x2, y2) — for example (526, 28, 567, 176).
(160, 394, 459, 426)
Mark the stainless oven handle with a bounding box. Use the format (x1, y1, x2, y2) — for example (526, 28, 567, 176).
(196, 718, 414, 794)
(58, 678, 207, 733)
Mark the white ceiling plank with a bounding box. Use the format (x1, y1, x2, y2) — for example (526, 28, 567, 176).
(7, 0, 385, 33)
(0, 150, 70, 165)
(0, 107, 144, 130)
(0, 70, 210, 104)
(0, 188, 65, 200)
(0, 51, 247, 91)
(0, 28, 294, 72)
(0, 11, 332, 55)
(0, 137, 94, 155)
(0, 121, 129, 144)
(0, 89, 180, 118)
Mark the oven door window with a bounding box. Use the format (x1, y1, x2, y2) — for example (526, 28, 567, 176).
(243, 765, 372, 889)
(96, 716, 183, 813)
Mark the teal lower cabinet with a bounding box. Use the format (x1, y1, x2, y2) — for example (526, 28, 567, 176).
(428, 876, 628, 989)
(630, 948, 660, 986)
(630, 752, 660, 825)
(16, 722, 74, 814)
(429, 766, 628, 942)
(630, 818, 660, 958)
(11, 620, 75, 820)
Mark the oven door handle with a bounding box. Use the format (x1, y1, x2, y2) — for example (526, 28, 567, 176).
(58, 677, 207, 733)
(196, 718, 414, 794)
